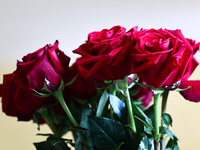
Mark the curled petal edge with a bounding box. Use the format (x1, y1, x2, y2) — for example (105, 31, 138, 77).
(179, 80, 200, 102)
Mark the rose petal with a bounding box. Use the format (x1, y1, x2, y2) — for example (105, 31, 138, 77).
(179, 80, 200, 102)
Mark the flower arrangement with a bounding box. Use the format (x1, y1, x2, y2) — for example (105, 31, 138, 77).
(0, 25, 200, 150)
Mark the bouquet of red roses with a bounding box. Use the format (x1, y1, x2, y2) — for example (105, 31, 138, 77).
(1, 26, 200, 150)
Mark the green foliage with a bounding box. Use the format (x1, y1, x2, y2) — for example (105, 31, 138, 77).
(115, 77, 128, 95)
(32, 75, 181, 150)
(159, 126, 173, 139)
(34, 134, 74, 150)
(161, 113, 173, 128)
(166, 133, 179, 150)
(96, 90, 109, 117)
(88, 117, 133, 150)
(75, 106, 94, 150)
(138, 136, 154, 150)
(65, 74, 79, 86)
(34, 141, 67, 150)
(109, 94, 127, 123)
(112, 142, 124, 150)
(132, 103, 153, 131)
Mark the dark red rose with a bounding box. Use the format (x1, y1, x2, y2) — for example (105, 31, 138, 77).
(15, 40, 70, 91)
(0, 41, 71, 121)
(73, 26, 137, 81)
(131, 28, 199, 88)
(67, 58, 97, 99)
(0, 73, 56, 121)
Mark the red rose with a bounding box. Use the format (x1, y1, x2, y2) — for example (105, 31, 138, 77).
(131, 28, 199, 88)
(15, 40, 70, 91)
(0, 73, 56, 121)
(67, 58, 97, 100)
(0, 41, 71, 121)
(177, 40, 200, 102)
(186, 38, 200, 54)
(178, 80, 200, 102)
(73, 26, 137, 81)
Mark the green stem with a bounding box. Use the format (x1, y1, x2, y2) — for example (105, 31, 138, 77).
(109, 83, 117, 95)
(37, 106, 60, 137)
(125, 88, 137, 134)
(109, 83, 116, 120)
(160, 89, 169, 150)
(161, 89, 169, 117)
(154, 93, 161, 144)
(52, 90, 78, 127)
(52, 90, 89, 150)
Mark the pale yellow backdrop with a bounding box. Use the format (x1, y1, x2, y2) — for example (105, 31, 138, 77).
(1, 0, 200, 149)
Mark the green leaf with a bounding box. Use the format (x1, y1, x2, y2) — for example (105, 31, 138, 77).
(112, 142, 124, 150)
(116, 77, 128, 94)
(138, 136, 154, 150)
(33, 111, 41, 130)
(69, 126, 89, 133)
(134, 116, 153, 131)
(166, 133, 179, 149)
(75, 106, 94, 150)
(33, 89, 51, 97)
(144, 124, 152, 135)
(173, 86, 191, 92)
(148, 137, 154, 150)
(89, 77, 106, 86)
(104, 80, 112, 84)
(65, 73, 79, 86)
(109, 94, 127, 123)
(144, 105, 154, 126)
(129, 88, 141, 97)
(80, 106, 93, 129)
(165, 145, 179, 150)
(159, 126, 173, 139)
(96, 90, 109, 117)
(130, 79, 151, 88)
(173, 145, 179, 150)
(34, 141, 55, 150)
(88, 117, 131, 150)
(47, 135, 72, 145)
(35, 134, 74, 149)
(161, 113, 173, 128)
(33, 141, 69, 150)
(132, 103, 153, 130)
(75, 131, 85, 150)
(36, 134, 73, 144)
(127, 74, 138, 89)
(46, 104, 59, 124)
(36, 133, 53, 136)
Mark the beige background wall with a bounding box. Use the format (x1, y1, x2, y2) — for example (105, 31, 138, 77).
(1, 0, 200, 149)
